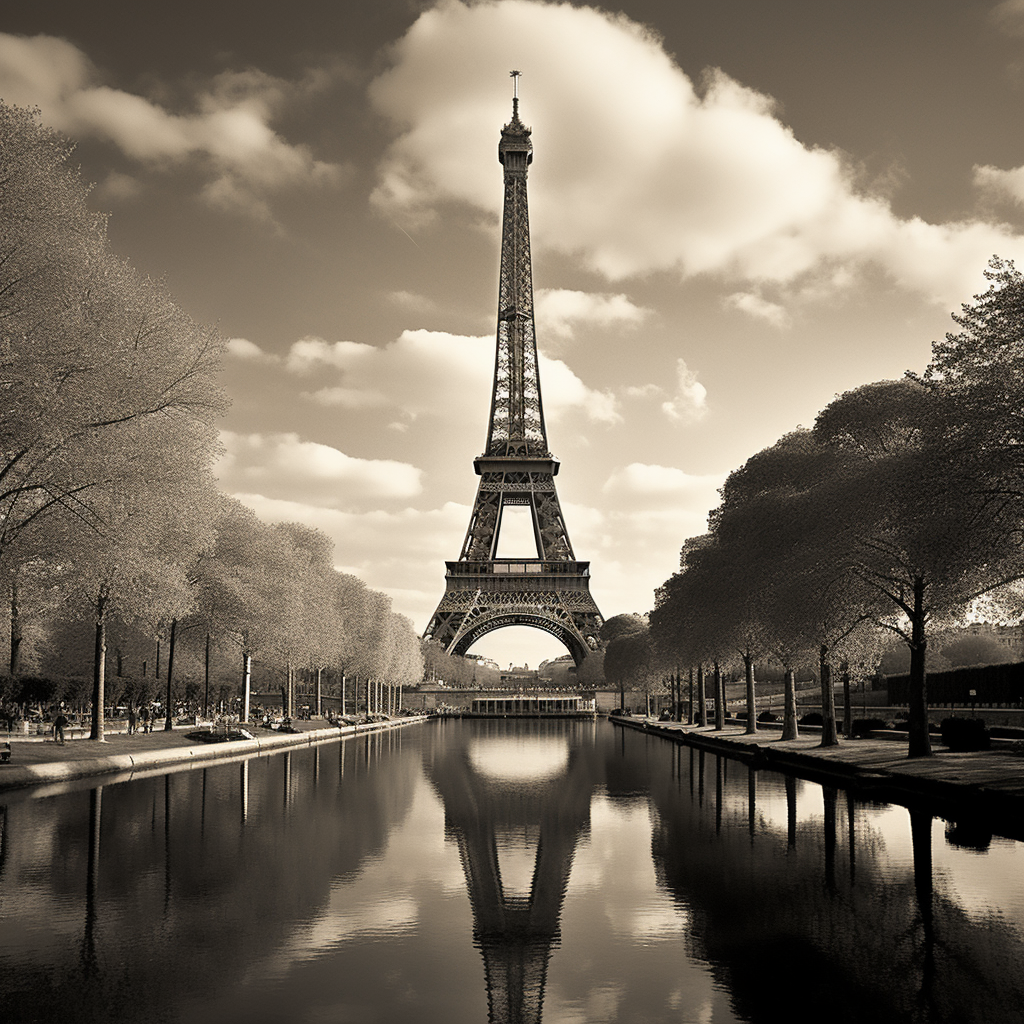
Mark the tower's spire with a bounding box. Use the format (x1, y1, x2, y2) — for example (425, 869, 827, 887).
(510, 68, 521, 122)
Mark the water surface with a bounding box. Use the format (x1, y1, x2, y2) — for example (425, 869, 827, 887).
(1, 719, 1022, 1023)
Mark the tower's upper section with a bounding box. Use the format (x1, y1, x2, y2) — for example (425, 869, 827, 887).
(483, 76, 550, 462)
(498, 97, 533, 175)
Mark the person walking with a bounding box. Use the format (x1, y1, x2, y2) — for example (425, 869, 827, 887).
(53, 712, 68, 745)
(140, 706, 150, 733)
(127, 707, 137, 735)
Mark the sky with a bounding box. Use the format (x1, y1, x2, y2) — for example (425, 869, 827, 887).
(6, 0, 1024, 668)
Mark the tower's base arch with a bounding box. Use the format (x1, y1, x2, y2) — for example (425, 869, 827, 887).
(424, 560, 603, 667)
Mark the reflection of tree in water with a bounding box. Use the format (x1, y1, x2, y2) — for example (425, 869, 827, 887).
(646, 735, 1024, 1024)
(423, 720, 606, 1024)
(0, 731, 419, 1023)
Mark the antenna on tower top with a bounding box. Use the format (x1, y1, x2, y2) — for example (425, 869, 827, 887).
(510, 69, 521, 117)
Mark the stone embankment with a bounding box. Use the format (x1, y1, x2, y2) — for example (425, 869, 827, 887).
(612, 715, 1024, 840)
(0, 717, 426, 793)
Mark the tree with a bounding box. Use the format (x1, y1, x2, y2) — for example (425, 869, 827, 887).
(190, 500, 302, 721)
(600, 614, 648, 711)
(1, 103, 226, 737)
(811, 379, 1024, 756)
(63, 464, 222, 739)
(0, 103, 225, 568)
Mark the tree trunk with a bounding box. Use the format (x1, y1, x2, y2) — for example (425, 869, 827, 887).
(341, 671, 346, 717)
(90, 587, 109, 741)
(819, 644, 839, 747)
(618, 680, 625, 712)
(842, 667, 852, 738)
(697, 664, 707, 727)
(316, 668, 322, 717)
(10, 574, 22, 677)
(744, 652, 757, 734)
(286, 662, 294, 719)
(782, 667, 799, 740)
(242, 652, 251, 723)
(688, 667, 694, 724)
(714, 662, 725, 730)
(907, 575, 932, 757)
(164, 618, 177, 731)
(203, 632, 210, 718)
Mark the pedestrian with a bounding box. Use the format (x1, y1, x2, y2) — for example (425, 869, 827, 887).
(128, 707, 137, 735)
(140, 706, 150, 733)
(53, 711, 68, 745)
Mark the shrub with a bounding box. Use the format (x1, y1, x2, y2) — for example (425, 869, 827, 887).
(757, 711, 778, 722)
(940, 717, 990, 752)
(799, 712, 823, 726)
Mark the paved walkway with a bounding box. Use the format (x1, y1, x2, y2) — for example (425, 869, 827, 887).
(0, 717, 425, 793)
(615, 716, 1024, 839)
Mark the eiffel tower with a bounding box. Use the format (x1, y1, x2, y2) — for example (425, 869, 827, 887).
(425, 74, 603, 664)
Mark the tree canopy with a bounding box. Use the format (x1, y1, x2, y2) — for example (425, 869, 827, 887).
(650, 258, 1024, 756)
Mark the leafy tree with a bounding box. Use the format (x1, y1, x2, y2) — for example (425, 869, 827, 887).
(0, 103, 225, 568)
(1, 102, 226, 737)
(63, 464, 222, 739)
(190, 500, 301, 720)
(811, 378, 1024, 755)
(600, 614, 649, 710)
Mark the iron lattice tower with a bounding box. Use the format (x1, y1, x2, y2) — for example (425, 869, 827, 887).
(424, 78, 603, 664)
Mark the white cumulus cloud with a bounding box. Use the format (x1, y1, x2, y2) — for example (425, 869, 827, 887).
(603, 463, 725, 499)
(535, 288, 650, 340)
(217, 431, 422, 504)
(725, 291, 790, 328)
(368, 0, 1024, 306)
(661, 358, 708, 423)
(284, 330, 620, 426)
(0, 33, 346, 223)
(226, 337, 280, 362)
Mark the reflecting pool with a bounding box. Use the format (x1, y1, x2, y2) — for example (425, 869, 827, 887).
(1, 719, 1022, 1023)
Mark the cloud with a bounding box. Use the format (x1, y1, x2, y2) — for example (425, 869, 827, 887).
(0, 33, 346, 223)
(368, 0, 1024, 305)
(284, 330, 620, 425)
(216, 431, 423, 504)
(990, 0, 1024, 36)
(603, 463, 725, 501)
(226, 337, 280, 362)
(624, 383, 662, 399)
(725, 291, 790, 328)
(534, 289, 650, 340)
(974, 163, 1024, 207)
(661, 358, 707, 423)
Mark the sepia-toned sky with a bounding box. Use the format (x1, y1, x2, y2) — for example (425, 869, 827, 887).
(6, 0, 1024, 668)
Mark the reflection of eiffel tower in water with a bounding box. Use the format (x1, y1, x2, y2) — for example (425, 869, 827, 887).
(424, 722, 603, 1024)
(424, 73, 603, 664)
